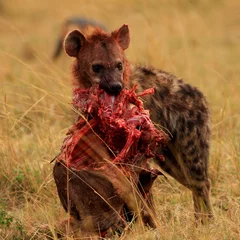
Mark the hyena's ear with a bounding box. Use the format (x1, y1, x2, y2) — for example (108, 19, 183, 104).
(112, 24, 130, 50)
(64, 30, 86, 57)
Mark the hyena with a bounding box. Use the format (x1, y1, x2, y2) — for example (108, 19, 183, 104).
(52, 17, 107, 60)
(52, 25, 159, 237)
(63, 24, 213, 221)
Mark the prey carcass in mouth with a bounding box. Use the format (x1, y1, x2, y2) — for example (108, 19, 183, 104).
(53, 84, 169, 237)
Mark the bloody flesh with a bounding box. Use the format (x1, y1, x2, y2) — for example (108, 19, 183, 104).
(57, 84, 169, 171)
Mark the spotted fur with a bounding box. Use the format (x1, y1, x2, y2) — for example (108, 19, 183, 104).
(128, 65, 213, 220)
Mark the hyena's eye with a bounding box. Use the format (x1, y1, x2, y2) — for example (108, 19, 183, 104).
(92, 64, 104, 73)
(116, 62, 123, 71)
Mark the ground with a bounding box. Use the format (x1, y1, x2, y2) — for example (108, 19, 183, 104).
(0, 0, 240, 239)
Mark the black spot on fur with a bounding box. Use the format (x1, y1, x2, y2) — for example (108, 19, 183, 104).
(156, 86, 170, 102)
(179, 118, 186, 133)
(185, 139, 194, 149)
(141, 67, 156, 76)
(179, 84, 196, 99)
(102, 42, 107, 48)
(196, 128, 201, 137)
(200, 139, 208, 149)
(196, 112, 204, 125)
(188, 146, 197, 156)
(162, 86, 170, 95)
(189, 110, 194, 117)
(187, 120, 195, 132)
(190, 164, 203, 177)
(193, 156, 200, 163)
(181, 152, 187, 158)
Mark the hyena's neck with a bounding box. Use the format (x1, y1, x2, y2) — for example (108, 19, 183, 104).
(128, 65, 176, 98)
(72, 59, 92, 88)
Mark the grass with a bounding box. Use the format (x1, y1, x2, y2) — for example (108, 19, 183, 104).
(0, 0, 240, 239)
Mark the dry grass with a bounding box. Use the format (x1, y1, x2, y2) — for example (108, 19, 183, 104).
(0, 0, 240, 239)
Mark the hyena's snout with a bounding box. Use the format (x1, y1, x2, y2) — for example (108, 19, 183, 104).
(109, 82, 123, 94)
(100, 78, 123, 95)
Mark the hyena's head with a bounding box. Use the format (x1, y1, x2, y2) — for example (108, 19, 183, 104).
(64, 24, 130, 95)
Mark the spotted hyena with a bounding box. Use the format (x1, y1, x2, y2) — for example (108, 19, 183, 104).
(63, 24, 213, 222)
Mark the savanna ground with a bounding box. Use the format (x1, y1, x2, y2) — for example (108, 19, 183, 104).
(0, 0, 240, 239)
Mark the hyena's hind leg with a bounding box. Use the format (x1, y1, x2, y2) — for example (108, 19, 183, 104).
(192, 178, 213, 222)
(155, 145, 213, 222)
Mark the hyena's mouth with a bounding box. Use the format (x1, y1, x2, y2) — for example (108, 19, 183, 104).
(100, 82, 123, 95)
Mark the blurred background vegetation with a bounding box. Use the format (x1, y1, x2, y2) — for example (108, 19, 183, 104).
(0, 0, 240, 239)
